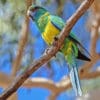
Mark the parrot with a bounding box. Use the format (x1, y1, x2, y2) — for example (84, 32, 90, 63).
(27, 5, 91, 96)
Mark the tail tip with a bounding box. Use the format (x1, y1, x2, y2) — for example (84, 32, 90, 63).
(76, 90, 82, 97)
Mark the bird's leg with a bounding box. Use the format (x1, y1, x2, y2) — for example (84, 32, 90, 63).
(53, 36, 59, 46)
(44, 36, 59, 57)
(54, 36, 58, 41)
(53, 36, 59, 57)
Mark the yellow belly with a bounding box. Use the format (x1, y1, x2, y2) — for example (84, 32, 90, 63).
(42, 21, 60, 45)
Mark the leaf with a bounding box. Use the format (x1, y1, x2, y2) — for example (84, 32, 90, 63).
(1, 0, 7, 4)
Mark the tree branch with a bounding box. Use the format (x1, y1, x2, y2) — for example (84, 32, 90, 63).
(0, 73, 13, 88)
(0, 70, 99, 95)
(80, 4, 100, 73)
(11, 0, 33, 76)
(0, 0, 94, 99)
(80, 53, 100, 74)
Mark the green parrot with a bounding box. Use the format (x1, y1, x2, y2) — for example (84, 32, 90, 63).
(27, 5, 91, 96)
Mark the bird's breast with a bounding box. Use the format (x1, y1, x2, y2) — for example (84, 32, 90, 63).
(42, 21, 60, 45)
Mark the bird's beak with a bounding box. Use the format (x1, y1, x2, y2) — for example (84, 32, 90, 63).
(27, 10, 30, 16)
(27, 10, 34, 20)
(27, 10, 31, 17)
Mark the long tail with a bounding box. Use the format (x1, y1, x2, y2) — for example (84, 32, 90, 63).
(69, 66, 82, 96)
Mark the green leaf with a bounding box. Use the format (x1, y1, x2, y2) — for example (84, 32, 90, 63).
(1, 0, 7, 4)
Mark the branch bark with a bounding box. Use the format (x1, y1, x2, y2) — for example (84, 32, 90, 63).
(80, 3, 100, 73)
(12, 0, 33, 76)
(0, 0, 94, 99)
(0, 70, 99, 95)
(22, 71, 100, 92)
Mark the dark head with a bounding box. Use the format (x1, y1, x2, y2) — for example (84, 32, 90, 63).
(27, 5, 48, 21)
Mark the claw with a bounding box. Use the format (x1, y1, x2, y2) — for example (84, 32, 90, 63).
(45, 47, 50, 54)
(52, 36, 58, 46)
(44, 47, 56, 57)
(54, 36, 58, 41)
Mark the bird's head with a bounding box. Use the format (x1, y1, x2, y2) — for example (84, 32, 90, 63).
(27, 5, 47, 21)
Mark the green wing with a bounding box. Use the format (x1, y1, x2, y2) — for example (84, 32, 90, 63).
(50, 15, 80, 43)
(50, 15, 79, 41)
(50, 15, 91, 57)
(50, 15, 65, 31)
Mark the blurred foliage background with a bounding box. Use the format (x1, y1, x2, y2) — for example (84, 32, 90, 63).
(0, 0, 100, 100)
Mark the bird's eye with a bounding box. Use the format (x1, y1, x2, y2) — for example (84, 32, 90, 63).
(30, 6, 40, 12)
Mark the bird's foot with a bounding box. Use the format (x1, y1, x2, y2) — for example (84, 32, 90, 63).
(52, 36, 59, 46)
(44, 47, 50, 55)
(44, 47, 56, 57)
(54, 36, 58, 41)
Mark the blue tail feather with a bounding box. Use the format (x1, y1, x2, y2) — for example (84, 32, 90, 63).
(69, 66, 82, 96)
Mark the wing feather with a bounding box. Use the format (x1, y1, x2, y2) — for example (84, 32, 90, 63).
(50, 15, 91, 59)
